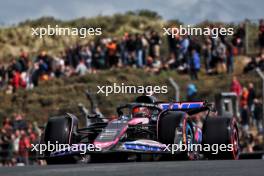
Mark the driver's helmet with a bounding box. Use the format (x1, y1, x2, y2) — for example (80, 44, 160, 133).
(132, 107, 151, 118)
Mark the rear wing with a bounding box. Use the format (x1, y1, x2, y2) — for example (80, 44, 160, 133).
(157, 101, 211, 115)
(117, 101, 212, 116)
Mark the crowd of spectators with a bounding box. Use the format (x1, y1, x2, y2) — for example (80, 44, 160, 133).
(165, 22, 250, 80)
(230, 76, 263, 152)
(0, 20, 263, 93)
(0, 20, 264, 165)
(0, 31, 165, 93)
(231, 77, 263, 133)
(0, 21, 257, 93)
(0, 114, 41, 166)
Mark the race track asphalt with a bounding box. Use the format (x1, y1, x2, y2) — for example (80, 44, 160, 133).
(0, 160, 264, 176)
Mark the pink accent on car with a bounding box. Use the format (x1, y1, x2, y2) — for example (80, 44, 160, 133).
(94, 125, 128, 149)
(195, 130, 199, 142)
(94, 139, 119, 148)
(128, 118, 149, 125)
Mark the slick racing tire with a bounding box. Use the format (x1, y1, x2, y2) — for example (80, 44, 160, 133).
(202, 117, 240, 160)
(44, 116, 72, 145)
(44, 115, 78, 164)
(158, 111, 196, 160)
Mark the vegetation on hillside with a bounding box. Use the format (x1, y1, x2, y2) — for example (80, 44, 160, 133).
(0, 10, 261, 125)
(0, 10, 259, 61)
(0, 10, 166, 61)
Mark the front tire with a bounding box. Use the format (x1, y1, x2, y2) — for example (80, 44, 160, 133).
(158, 111, 196, 160)
(44, 115, 79, 164)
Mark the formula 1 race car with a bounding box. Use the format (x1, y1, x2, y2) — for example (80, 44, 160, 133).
(39, 95, 240, 164)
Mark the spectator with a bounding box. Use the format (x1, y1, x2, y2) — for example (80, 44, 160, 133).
(241, 104, 249, 131)
(80, 45, 92, 70)
(36, 51, 52, 74)
(135, 34, 144, 68)
(31, 63, 41, 87)
(179, 36, 190, 66)
(215, 39, 227, 73)
(18, 51, 29, 72)
(8, 59, 22, 74)
(106, 39, 118, 68)
(230, 76, 242, 96)
(10, 70, 26, 92)
(202, 36, 212, 74)
(187, 83, 198, 101)
(75, 59, 87, 76)
(240, 87, 249, 109)
(247, 83, 256, 113)
(226, 42, 234, 74)
(240, 87, 249, 130)
(0, 128, 12, 166)
(149, 31, 161, 59)
(18, 130, 30, 165)
(253, 99, 263, 133)
(232, 23, 246, 54)
(126, 34, 137, 65)
(141, 34, 149, 65)
(13, 114, 27, 130)
(53, 56, 65, 78)
(3, 117, 12, 131)
(189, 49, 200, 80)
(119, 35, 128, 66)
(92, 45, 105, 70)
(167, 28, 179, 61)
(12, 130, 20, 164)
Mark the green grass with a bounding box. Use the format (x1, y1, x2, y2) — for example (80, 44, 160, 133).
(0, 57, 261, 125)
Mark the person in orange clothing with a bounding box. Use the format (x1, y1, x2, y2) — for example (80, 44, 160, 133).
(240, 87, 249, 130)
(240, 87, 249, 108)
(106, 39, 118, 67)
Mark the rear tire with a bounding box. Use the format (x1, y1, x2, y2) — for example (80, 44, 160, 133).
(202, 117, 239, 159)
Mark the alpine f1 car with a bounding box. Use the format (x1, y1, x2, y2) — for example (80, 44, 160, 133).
(39, 95, 240, 164)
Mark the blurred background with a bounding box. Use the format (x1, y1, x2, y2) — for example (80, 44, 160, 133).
(0, 0, 264, 166)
